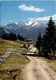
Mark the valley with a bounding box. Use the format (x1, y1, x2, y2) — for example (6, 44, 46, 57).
(0, 38, 56, 80)
(0, 1, 56, 80)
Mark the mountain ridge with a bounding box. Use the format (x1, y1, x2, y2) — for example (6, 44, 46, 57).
(1, 19, 47, 41)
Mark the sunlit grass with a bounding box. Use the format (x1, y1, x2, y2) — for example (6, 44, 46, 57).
(0, 38, 24, 56)
(0, 54, 29, 80)
(0, 38, 29, 80)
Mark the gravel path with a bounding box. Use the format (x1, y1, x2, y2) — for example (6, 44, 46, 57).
(24, 46, 56, 80)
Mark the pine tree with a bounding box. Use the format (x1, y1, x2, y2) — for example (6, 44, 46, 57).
(8, 33, 17, 40)
(2, 33, 8, 40)
(17, 34, 25, 41)
(42, 17, 56, 57)
(36, 32, 42, 55)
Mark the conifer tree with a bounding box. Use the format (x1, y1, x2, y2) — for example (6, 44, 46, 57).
(42, 17, 56, 57)
(36, 32, 42, 55)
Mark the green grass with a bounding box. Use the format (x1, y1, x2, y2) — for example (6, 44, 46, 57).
(0, 38, 24, 56)
(26, 41, 36, 45)
(0, 53, 29, 80)
(0, 38, 29, 80)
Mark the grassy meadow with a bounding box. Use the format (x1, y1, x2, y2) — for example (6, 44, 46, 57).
(0, 54, 29, 80)
(0, 38, 56, 80)
(0, 38, 24, 56)
(0, 38, 29, 80)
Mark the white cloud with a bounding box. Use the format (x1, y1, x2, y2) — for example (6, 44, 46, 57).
(18, 4, 45, 12)
(29, 14, 56, 21)
(36, 14, 56, 21)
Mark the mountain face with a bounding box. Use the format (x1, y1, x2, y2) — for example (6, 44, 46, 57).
(0, 27, 10, 37)
(1, 19, 47, 41)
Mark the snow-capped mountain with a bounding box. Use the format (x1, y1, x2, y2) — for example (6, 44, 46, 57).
(26, 19, 39, 26)
(1, 19, 47, 41)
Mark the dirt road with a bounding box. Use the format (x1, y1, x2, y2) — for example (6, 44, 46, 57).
(24, 45, 56, 80)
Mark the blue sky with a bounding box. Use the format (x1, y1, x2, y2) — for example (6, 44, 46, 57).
(1, 1, 56, 24)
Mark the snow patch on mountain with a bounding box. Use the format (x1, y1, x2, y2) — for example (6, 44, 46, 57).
(0, 19, 47, 41)
(25, 19, 39, 26)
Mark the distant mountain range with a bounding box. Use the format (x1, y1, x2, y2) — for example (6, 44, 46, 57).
(0, 19, 47, 41)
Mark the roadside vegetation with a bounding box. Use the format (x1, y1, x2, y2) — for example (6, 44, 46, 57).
(35, 17, 56, 72)
(0, 38, 24, 56)
(0, 54, 29, 80)
(0, 38, 30, 80)
(36, 56, 56, 72)
(36, 17, 56, 58)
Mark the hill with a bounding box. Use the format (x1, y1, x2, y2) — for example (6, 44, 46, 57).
(0, 38, 29, 80)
